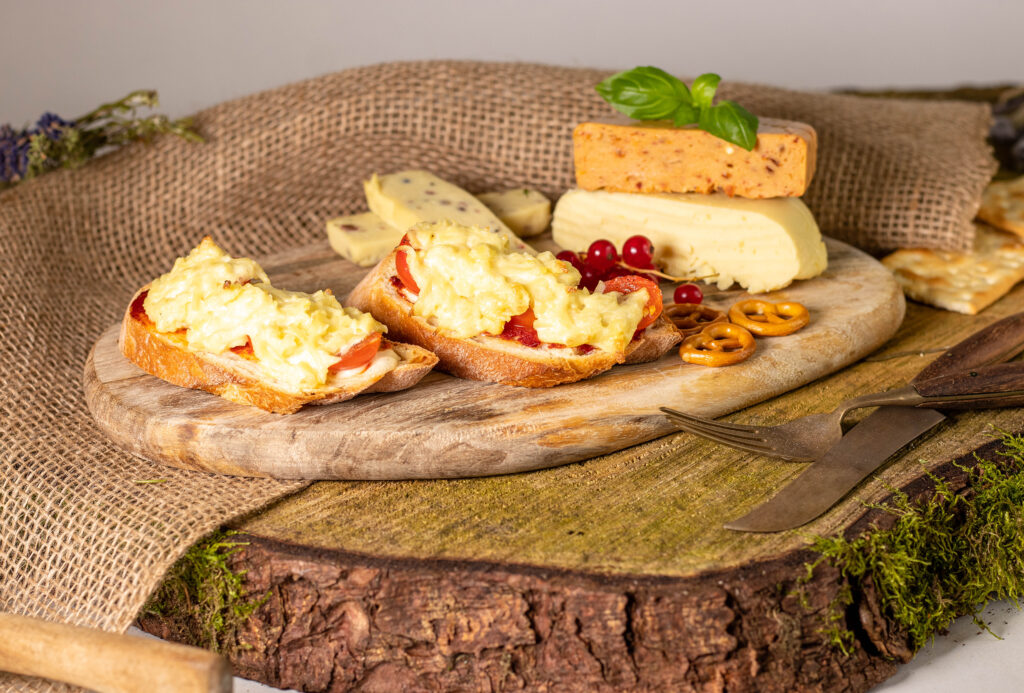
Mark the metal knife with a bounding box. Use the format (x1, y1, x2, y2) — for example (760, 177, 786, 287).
(725, 311, 1024, 532)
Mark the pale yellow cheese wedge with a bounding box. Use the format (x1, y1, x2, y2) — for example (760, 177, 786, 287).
(326, 212, 405, 267)
(551, 188, 827, 293)
(329, 186, 550, 267)
(364, 170, 531, 252)
(476, 189, 551, 237)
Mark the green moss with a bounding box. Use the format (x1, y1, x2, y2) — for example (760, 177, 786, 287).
(142, 530, 267, 652)
(805, 431, 1024, 653)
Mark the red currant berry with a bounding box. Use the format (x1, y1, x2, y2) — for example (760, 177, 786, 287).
(622, 235, 654, 269)
(603, 266, 630, 281)
(556, 250, 585, 273)
(586, 239, 618, 272)
(580, 266, 603, 291)
(673, 283, 703, 305)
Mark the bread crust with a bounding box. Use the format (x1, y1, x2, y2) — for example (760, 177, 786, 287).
(119, 287, 438, 414)
(347, 253, 681, 387)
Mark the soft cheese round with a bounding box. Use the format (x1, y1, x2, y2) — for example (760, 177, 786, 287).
(552, 189, 827, 293)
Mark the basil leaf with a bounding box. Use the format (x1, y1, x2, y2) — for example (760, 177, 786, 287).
(595, 66, 759, 149)
(697, 100, 759, 151)
(690, 73, 721, 111)
(595, 66, 692, 121)
(671, 103, 699, 128)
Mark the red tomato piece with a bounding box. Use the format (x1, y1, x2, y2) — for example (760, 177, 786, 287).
(507, 307, 536, 330)
(501, 308, 540, 347)
(395, 249, 419, 294)
(329, 332, 382, 372)
(603, 275, 662, 330)
(230, 337, 255, 359)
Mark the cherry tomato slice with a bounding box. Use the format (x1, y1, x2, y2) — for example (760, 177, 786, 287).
(230, 337, 256, 360)
(329, 332, 382, 372)
(507, 307, 536, 330)
(395, 249, 419, 294)
(501, 308, 540, 347)
(603, 275, 662, 331)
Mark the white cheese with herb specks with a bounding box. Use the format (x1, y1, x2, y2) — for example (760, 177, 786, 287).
(326, 212, 405, 267)
(364, 170, 532, 253)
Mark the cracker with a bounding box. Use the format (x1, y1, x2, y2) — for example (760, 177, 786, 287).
(977, 175, 1024, 237)
(881, 223, 1024, 314)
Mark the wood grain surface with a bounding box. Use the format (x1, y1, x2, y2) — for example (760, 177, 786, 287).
(84, 237, 903, 480)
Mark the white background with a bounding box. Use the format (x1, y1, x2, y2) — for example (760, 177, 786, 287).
(2, 0, 1023, 126)
(6, 1, 1023, 691)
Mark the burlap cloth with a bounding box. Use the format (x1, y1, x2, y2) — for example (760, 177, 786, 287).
(0, 61, 995, 690)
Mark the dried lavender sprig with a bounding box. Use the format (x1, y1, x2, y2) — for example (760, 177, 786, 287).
(1, 90, 201, 190)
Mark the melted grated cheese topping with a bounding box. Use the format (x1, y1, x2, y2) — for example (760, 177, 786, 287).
(143, 237, 385, 391)
(403, 221, 647, 353)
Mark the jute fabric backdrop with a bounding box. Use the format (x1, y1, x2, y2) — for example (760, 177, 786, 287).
(0, 61, 996, 690)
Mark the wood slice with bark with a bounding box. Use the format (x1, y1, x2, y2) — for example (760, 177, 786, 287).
(137, 285, 1024, 692)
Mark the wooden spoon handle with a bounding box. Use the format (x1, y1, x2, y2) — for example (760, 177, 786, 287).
(0, 613, 231, 693)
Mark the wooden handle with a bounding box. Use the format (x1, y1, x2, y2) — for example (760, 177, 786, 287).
(0, 613, 231, 693)
(913, 361, 1024, 408)
(911, 311, 1024, 384)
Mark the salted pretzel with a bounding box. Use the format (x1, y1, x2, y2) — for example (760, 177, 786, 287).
(678, 322, 756, 367)
(663, 303, 728, 337)
(728, 299, 810, 337)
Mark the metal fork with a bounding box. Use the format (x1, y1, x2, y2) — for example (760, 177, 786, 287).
(661, 361, 1024, 461)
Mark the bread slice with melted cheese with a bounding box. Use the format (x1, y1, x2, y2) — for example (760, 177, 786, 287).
(121, 287, 438, 414)
(347, 252, 681, 388)
(119, 237, 438, 414)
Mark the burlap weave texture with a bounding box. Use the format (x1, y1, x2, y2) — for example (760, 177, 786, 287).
(0, 61, 997, 690)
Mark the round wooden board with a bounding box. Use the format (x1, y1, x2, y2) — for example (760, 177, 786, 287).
(83, 238, 903, 480)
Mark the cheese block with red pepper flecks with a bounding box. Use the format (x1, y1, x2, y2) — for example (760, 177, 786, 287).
(573, 117, 817, 199)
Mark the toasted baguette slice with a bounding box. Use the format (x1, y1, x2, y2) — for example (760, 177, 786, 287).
(119, 288, 438, 414)
(347, 253, 681, 387)
(623, 314, 683, 364)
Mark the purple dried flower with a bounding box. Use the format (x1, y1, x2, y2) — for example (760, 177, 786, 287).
(1, 126, 20, 182)
(35, 112, 73, 141)
(2, 91, 199, 188)
(0, 125, 32, 183)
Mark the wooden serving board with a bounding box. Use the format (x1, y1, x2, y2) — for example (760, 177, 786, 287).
(84, 237, 903, 480)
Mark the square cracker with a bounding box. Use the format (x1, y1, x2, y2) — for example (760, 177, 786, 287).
(881, 223, 1024, 314)
(978, 175, 1024, 237)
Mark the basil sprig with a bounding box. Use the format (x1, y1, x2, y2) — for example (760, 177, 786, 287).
(595, 67, 759, 151)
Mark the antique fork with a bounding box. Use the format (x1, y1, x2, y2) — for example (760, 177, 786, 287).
(661, 361, 1024, 461)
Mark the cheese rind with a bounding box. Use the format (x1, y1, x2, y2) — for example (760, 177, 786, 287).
(326, 212, 406, 267)
(476, 189, 552, 237)
(573, 117, 817, 199)
(364, 171, 530, 252)
(551, 189, 827, 293)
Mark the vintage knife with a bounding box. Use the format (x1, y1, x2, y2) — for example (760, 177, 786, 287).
(725, 311, 1024, 532)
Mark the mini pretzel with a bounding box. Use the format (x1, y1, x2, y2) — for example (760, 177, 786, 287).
(678, 323, 756, 367)
(728, 299, 810, 336)
(664, 303, 728, 336)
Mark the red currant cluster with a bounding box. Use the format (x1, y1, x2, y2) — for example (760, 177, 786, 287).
(556, 235, 657, 291)
(556, 235, 704, 305)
